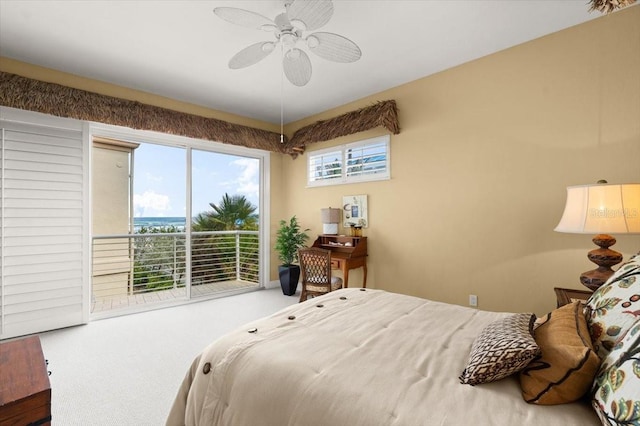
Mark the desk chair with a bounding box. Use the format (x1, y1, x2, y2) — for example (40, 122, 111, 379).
(298, 247, 343, 302)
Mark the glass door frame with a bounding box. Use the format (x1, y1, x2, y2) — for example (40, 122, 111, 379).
(89, 122, 271, 303)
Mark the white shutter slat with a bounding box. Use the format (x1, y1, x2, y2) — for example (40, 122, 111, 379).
(7, 168, 83, 183)
(4, 178, 83, 192)
(3, 234, 83, 247)
(4, 226, 82, 237)
(3, 217, 82, 228)
(4, 269, 83, 286)
(1, 112, 86, 339)
(4, 278, 81, 294)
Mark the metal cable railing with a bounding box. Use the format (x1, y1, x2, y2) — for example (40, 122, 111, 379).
(92, 231, 259, 301)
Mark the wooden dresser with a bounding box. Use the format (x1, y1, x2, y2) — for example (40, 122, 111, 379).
(0, 335, 51, 425)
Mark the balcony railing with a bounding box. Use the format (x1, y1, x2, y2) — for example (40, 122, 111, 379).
(92, 230, 260, 313)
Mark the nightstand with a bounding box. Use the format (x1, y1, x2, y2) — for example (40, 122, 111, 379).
(554, 287, 593, 308)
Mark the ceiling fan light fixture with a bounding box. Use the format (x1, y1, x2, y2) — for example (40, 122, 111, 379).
(281, 33, 298, 49)
(286, 48, 301, 60)
(262, 42, 276, 53)
(306, 35, 319, 49)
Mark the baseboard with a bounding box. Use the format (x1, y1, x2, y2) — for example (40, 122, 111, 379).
(265, 280, 280, 289)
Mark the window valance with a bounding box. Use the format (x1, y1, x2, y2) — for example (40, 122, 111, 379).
(0, 72, 399, 157)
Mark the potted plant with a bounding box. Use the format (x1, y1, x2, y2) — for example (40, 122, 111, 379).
(274, 216, 309, 296)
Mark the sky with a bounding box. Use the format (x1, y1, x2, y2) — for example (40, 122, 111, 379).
(132, 143, 259, 218)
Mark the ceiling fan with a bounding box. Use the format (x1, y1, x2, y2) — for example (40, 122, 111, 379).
(213, 0, 362, 87)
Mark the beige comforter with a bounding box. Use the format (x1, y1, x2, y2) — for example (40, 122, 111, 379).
(167, 288, 598, 426)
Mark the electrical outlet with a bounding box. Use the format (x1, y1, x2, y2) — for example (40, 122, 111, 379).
(469, 294, 478, 307)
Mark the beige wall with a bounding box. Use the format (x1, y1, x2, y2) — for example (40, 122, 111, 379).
(2, 6, 639, 315)
(280, 6, 640, 315)
(92, 142, 136, 298)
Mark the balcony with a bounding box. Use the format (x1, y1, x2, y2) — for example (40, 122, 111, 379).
(92, 230, 260, 316)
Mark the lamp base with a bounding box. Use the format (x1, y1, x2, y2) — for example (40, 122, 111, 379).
(580, 234, 623, 291)
(322, 223, 338, 235)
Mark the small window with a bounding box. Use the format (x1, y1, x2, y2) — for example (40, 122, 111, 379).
(308, 149, 342, 183)
(307, 135, 390, 187)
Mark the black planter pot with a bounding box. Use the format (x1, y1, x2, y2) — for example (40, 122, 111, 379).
(278, 265, 300, 296)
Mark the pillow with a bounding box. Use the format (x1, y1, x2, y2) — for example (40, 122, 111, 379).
(459, 313, 539, 385)
(519, 301, 601, 405)
(591, 317, 640, 425)
(585, 253, 640, 359)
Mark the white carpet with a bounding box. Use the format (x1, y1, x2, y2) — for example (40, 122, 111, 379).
(39, 288, 299, 425)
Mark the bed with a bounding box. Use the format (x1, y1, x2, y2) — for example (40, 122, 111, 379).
(167, 254, 640, 426)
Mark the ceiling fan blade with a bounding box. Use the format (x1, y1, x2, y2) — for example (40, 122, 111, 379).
(283, 48, 312, 86)
(229, 42, 276, 69)
(306, 32, 362, 63)
(287, 0, 333, 31)
(213, 7, 276, 31)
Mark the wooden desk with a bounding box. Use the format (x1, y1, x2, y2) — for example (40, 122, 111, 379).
(312, 235, 368, 288)
(0, 335, 51, 425)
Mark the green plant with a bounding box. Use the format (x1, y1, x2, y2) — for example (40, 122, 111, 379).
(274, 216, 309, 266)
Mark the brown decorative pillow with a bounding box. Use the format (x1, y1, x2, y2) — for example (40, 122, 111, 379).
(519, 301, 601, 405)
(460, 313, 539, 385)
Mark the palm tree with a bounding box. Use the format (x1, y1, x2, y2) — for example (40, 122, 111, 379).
(191, 194, 259, 285)
(193, 193, 258, 231)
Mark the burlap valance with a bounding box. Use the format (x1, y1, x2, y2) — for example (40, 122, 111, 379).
(0, 72, 399, 156)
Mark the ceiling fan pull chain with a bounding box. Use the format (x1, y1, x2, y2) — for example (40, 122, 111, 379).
(280, 42, 285, 143)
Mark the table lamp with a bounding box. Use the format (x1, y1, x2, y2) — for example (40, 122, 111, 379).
(554, 180, 640, 291)
(321, 207, 340, 235)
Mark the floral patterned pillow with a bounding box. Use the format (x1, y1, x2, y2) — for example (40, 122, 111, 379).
(591, 318, 640, 425)
(585, 253, 640, 359)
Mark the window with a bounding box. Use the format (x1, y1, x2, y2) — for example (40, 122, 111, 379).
(307, 135, 390, 187)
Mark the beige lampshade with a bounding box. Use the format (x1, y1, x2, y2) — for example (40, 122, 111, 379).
(554, 183, 640, 234)
(321, 208, 340, 224)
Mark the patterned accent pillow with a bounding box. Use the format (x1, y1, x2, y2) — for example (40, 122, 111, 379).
(520, 301, 601, 404)
(591, 318, 640, 425)
(585, 253, 640, 359)
(460, 313, 540, 385)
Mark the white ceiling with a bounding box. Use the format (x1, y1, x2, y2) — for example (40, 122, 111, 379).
(0, 1, 609, 125)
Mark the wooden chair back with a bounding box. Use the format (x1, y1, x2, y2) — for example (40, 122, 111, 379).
(298, 247, 341, 302)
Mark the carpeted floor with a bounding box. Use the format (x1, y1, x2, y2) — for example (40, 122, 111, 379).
(38, 288, 299, 425)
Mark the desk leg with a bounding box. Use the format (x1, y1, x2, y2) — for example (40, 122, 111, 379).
(362, 263, 367, 288)
(342, 263, 350, 288)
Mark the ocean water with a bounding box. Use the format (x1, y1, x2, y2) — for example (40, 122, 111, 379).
(134, 217, 186, 231)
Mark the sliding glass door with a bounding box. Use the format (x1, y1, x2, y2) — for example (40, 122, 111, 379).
(90, 128, 266, 317)
(190, 149, 261, 298)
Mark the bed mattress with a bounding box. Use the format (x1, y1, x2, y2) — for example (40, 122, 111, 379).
(167, 288, 599, 425)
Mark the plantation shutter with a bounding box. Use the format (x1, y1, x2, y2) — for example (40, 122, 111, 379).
(345, 137, 389, 179)
(1, 109, 87, 339)
(307, 149, 343, 184)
